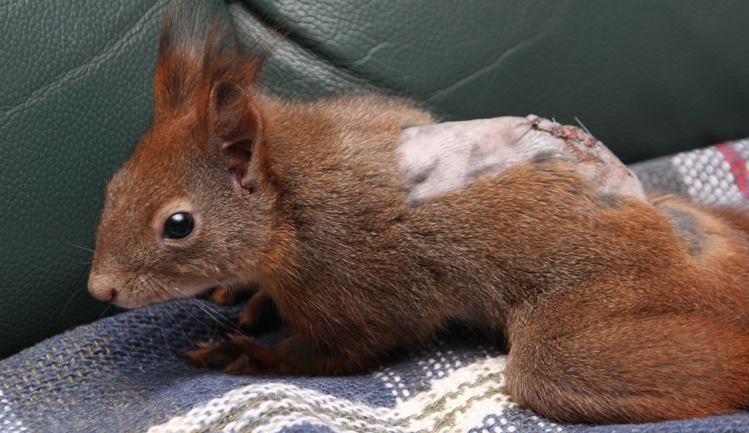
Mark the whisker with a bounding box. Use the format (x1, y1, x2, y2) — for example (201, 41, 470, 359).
(148, 276, 236, 342)
(158, 303, 185, 354)
(68, 243, 96, 254)
(168, 285, 247, 337)
(144, 278, 199, 351)
(62, 286, 87, 314)
(180, 302, 221, 338)
(98, 304, 114, 320)
(181, 295, 247, 335)
(138, 274, 250, 344)
(163, 289, 223, 338)
(188, 297, 243, 336)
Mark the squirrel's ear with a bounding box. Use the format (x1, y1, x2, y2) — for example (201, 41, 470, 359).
(210, 80, 261, 150)
(208, 80, 263, 187)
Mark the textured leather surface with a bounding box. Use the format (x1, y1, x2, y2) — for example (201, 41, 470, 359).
(236, 0, 749, 163)
(3, 0, 749, 357)
(0, 0, 182, 357)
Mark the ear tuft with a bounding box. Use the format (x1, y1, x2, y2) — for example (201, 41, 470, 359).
(153, 1, 267, 188)
(153, 4, 208, 118)
(153, 2, 266, 119)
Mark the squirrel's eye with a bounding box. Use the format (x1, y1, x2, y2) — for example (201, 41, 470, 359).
(163, 212, 194, 239)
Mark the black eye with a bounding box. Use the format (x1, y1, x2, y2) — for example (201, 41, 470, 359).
(163, 212, 194, 239)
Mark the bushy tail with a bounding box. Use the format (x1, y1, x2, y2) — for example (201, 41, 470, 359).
(506, 313, 749, 423)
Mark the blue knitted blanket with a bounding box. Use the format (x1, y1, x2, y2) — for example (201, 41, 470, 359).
(2, 140, 749, 433)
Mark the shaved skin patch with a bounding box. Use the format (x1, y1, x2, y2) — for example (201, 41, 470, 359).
(397, 115, 645, 206)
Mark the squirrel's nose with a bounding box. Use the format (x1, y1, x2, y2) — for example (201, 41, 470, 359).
(88, 272, 119, 303)
(100, 288, 118, 302)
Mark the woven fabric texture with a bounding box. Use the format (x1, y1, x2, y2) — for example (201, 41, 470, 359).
(2, 139, 749, 433)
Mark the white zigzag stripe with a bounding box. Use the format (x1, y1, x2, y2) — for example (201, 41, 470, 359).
(222, 398, 396, 433)
(145, 354, 514, 433)
(0, 390, 29, 433)
(394, 355, 511, 433)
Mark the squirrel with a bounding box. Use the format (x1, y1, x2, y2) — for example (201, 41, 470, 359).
(88, 4, 749, 424)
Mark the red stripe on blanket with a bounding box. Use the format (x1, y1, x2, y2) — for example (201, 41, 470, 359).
(716, 142, 749, 199)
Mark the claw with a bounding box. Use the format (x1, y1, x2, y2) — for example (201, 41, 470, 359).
(208, 286, 236, 306)
(226, 332, 249, 342)
(224, 354, 260, 374)
(195, 340, 213, 349)
(238, 308, 257, 329)
(185, 345, 212, 367)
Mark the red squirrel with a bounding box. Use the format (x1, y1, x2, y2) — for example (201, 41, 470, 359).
(88, 5, 749, 424)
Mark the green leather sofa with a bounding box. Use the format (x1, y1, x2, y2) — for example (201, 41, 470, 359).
(2, 0, 749, 358)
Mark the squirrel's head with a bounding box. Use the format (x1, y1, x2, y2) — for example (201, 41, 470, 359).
(88, 5, 282, 308)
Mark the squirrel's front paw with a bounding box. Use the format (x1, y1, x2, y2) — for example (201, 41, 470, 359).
(185, 333, 271, 374)
(185, 334, 329, 375)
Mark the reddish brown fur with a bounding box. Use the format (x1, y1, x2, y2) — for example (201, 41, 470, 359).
(89, 4, 749, 424)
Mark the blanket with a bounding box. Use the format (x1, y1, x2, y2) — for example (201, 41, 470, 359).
(2, 139, 749, 433)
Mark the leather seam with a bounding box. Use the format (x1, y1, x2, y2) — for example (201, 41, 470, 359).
(231, 1, 403, 97)
(0, 1, 165, 125)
